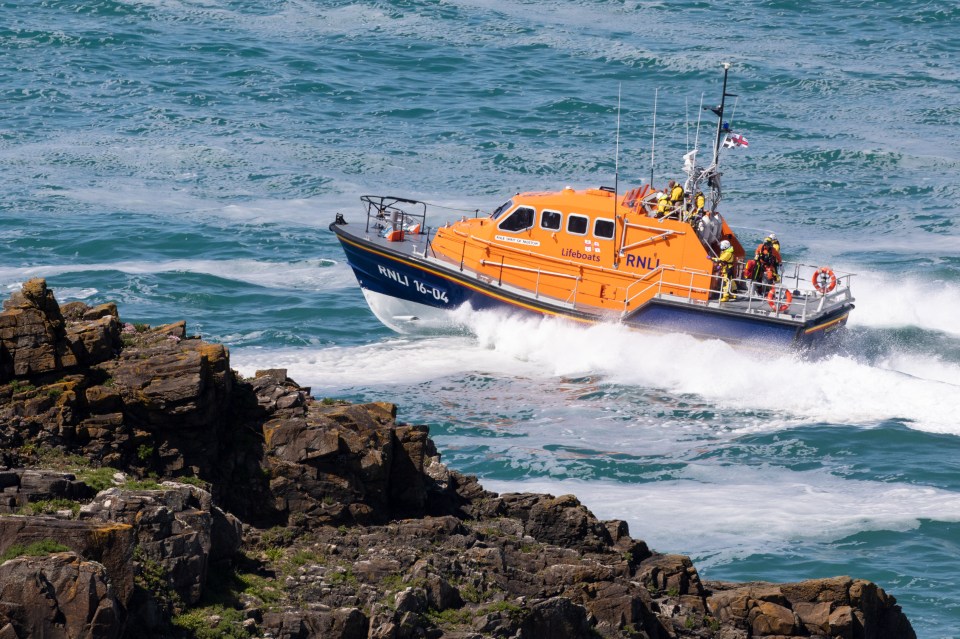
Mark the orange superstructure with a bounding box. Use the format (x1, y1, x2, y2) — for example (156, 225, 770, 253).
(429, 185, 743, 316)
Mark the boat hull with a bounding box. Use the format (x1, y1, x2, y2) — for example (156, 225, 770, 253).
(332, 223, 851, 350)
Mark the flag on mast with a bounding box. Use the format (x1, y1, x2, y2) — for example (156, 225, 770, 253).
(722, 133, 749, 148)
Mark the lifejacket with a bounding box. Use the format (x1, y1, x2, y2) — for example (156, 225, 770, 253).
(670, 184, 684, 204)
(695, 193, 705, 211)
(657, 197, 670, 216)
(716, 246, 736, 273)
(755, 242, 781, 270)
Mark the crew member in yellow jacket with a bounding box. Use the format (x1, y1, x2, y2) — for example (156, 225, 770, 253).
(713, 239, 737, 302)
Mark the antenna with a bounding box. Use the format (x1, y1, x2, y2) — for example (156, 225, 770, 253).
(693, 92, 704, 157)
(650, 87, 658, 187)
(614, 83, 621, 202)
(613, 83, 622, 267)
(727, 96, 740, 132)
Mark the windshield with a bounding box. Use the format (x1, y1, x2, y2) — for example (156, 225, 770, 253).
(491, 199, 513, 220)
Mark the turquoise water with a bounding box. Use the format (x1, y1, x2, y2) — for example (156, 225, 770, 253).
(3, 1, 960, 635)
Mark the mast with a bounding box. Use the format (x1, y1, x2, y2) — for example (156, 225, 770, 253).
(711, 61, 734, 169)
(700, 61, 736, 211)
(650, 87, 658, 186)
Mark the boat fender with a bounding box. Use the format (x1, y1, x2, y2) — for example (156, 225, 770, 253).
(812, 267, 837, 293)
(767, 288, 793, 313)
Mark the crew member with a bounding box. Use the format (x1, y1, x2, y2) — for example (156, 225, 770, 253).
(767, 232, 781, 255)
(755, 236, 782, 272)
(752, 237, 782, 296)
(687, 190, 706, 224)
(713, 239, 737, 302)
(656, 194, 670, 218)
(668, 180, 684, 217)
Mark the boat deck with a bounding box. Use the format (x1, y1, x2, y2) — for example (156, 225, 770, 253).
(344, 221, 851, 326)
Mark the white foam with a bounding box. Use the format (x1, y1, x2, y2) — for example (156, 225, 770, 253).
(233, 307, 960, 436)
(231, 335, 543, 389)
(0, 258, 355, 292)
(483, 468, 960, 564)
(848, 270, 960, 338)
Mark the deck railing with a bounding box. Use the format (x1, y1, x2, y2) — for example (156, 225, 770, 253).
(361, 195, 428, 237)
(426, 216, 854, 321)
(621, 260, 854, 320)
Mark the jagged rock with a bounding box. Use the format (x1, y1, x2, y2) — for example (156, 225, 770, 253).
(0, 469, 93, 514)
(499, 492, 614, 552)
(261, 394, 440, 526)
(0, 280, 119, 382)
(79, 482, 239, 606)
(0, 516, 135, 606)
(705, 578, 916, 639)
(100, 335, 231, 429)
(0, 282, 920, 639)
(261, 608, 368, 639)
(518, 596, 594, 639)
(0, 551, 122, 639)
(638, 553, 705, 598)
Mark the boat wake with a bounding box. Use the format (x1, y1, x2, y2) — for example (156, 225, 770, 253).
(233, 279, 960, 437)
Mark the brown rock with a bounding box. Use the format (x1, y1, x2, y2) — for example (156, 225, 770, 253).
(794, 600, 832, 634)
(782, 575, 852, 605)
(829, 605, 855, 638)
(749, 600, 798, 635)
(518, 597, 593, 639)
(0, 552, 122, 639)
(638, 553, 704, 598)
(501, 493, 613, 552)
(0, 516, 135, 605)
(79, 483, 218, 605)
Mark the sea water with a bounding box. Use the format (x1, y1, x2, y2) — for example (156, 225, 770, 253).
(2, 1, 959, 636)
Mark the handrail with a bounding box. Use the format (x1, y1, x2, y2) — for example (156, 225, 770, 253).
(617, 259, 855, 320)
(435, 225, 853, 321)
(478, 259, 580, 302)
(361, 195, 428, 236)
(619, 231, 680, 253)
(478, 260, 580, 281)
(623, 222, 687, 235)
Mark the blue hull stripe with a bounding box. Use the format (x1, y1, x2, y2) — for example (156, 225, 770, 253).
(332, 225, 850, 349)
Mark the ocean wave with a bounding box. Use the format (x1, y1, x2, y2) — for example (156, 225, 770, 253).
(0, 258, 355, 292)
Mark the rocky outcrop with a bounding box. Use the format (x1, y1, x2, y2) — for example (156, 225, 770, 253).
(0, 514, 135, 606)
(705, 577, 917, 639)
(0, 468, 94, 513)
(79, 482, 242, 607)
(0, 279, 119, 381)
(0, 552, 122, 639)
(0, 280, 917, 639)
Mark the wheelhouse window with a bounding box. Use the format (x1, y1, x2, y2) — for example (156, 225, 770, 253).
(540, 209, 562, 231)
(567, 214, 588, 235)
(498, 206, 535, 232)
(491, 199, 514, 220)
(594, 218, 615, 239)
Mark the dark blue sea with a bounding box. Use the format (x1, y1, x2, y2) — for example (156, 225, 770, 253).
(2, 1, 959, 635)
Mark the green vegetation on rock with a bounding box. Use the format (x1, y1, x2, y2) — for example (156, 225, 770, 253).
(1, 539, 71, 561)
